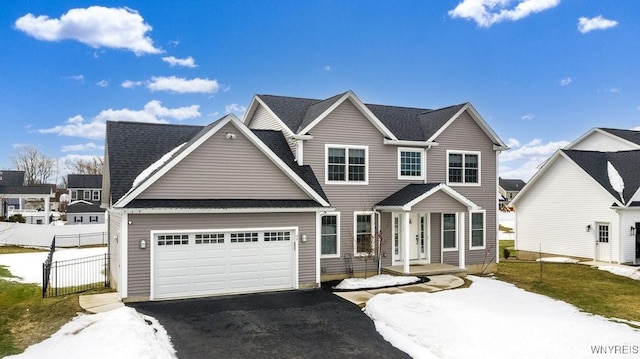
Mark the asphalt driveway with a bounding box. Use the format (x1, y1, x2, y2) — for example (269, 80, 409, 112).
(130, 289, 410, 359)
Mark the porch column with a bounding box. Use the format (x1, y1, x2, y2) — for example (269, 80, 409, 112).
(458, 212, 466, 269)
(44, 196, 50, 225)
(403, 211, 411, 274)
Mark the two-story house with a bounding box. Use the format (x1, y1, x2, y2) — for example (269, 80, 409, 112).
(67, 174, 106, 225)
(104, 91, 507, 302)
(0, 170, 54, 224)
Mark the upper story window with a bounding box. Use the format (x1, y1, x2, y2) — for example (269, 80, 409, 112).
(325, 145, 368, 184)
(70, 190, 77, 200)
(398, 148, 424, 180)
(447, 151, 480, 185)
(83, 190, 91, 200)
(92, 190, 100, 201)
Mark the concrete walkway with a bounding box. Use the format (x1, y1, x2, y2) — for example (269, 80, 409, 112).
(333, 274, 465, 306)
(79, 292, 123, 313)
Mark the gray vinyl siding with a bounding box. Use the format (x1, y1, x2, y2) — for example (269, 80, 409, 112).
(126, 212, 316, 298)
(304, 100, 400, 275)
(249, 105, 298, 155)
(302, 102, 498, 274)
(139, 122, 309, 200)
(429, 111, 498, 265)
(108, 210, 122, 289)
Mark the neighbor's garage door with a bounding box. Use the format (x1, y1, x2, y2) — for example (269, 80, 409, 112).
(153, 229, 295, 300)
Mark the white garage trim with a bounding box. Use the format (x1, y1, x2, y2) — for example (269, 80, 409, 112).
(150, 226, 299, 300)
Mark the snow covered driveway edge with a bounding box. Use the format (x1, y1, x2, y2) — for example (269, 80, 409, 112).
(6, 307, 177, 359)
(364, 276, 639, 359)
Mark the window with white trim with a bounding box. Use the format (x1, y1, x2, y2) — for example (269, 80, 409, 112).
(70, 190, 77, 200)
(83, 190, 91, 200)
(92, 190, 100, 201)
(470, 211, 485, 249)
(447, 151, 480, 185)
(442, 213, 457, 250)
(74, 216, 83, 223)
(326, 145, 367, 183)
(89, 216, 98, 223)
(398, 148, 424, 179)
(321, 214, 339, 256)
(354, 212, 374, 255)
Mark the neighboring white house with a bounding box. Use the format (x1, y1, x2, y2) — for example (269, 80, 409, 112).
(511, 128, 640, 264)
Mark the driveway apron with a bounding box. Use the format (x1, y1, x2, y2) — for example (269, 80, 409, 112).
(130, 289, 410, 359)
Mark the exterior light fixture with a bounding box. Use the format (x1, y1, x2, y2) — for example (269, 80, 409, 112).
(225, 133, 236, 140)
(301, 234, 307, 243)
(631, 226, 636, 236)
(586, 224, 591, 232)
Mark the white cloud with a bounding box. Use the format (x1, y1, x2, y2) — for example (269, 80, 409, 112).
(324, 65, 332, 72)
(14, 6, 161, 55)
(500, 138, 570, 180)
(560, 77, 572, 87)
(448, 0, 560, 27)
(121, 80, 143, 89)
(147, 76, 219, 94)
(577, 15, 618, 34)
(96, 80, 108, 87)
(38, 101, 201, 139)
(61, 142, 103, 152)
(225, 103, 247, 116)
(162, 56, 197, 68)
(521, 113, 534, 121)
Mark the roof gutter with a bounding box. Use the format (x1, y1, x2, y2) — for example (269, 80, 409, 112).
(383, 139, 439, 147)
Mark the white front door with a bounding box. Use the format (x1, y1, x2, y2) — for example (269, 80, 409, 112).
(595, 223, 611, 262)
(394, 213, 429, 262)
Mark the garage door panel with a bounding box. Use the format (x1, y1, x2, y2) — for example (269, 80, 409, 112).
(154, 229, 296, 299)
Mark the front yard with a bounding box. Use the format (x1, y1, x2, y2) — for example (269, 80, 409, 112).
(496, 261, 640, 323)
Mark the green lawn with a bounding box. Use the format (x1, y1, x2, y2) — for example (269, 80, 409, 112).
(496, 261, 640, 323)
(499, 239, 516, 259)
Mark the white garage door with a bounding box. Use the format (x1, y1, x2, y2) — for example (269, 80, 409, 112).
(153, 228, 296, 300)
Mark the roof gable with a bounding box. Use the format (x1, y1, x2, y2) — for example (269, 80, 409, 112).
(499, 178, 526, 192)
(566, 128, 640, 151)
(112, 115, 330, 208)
(375, 183, 480, 211)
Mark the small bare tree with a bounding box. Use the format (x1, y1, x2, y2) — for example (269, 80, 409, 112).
(11, 145, 56, 185)
(69, 157, 104, 175)
(355, 230, 387, 279)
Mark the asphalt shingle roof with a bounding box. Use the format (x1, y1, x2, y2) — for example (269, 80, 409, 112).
(257, 93, 468, 142)
(0, 185, 51, 195)
(0, 170, 25, 186)
(67, 201, 106, 213)
(68, 174, 102, 189)
(126, 199, 324, 209)
(376, 183, 442, 207)
(499, 178, 526, 192)
(563, 149, 640, 204)
(106, 121, 204, 203)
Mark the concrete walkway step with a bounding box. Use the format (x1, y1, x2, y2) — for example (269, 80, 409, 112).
(333, 274, 466, 306)
(79, 292, 124, 313)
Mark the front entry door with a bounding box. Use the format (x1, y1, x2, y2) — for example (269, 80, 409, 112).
(394, 213, 429, 262)
(595, 223, 611, 262)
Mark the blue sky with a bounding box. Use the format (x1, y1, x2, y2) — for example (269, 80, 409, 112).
(1, 1, 638, 183)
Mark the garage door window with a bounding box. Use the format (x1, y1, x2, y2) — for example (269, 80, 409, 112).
(264, 231, 291, 242)
(230, 232, 259, 243)
(158, 234, 189, 246)
(195, 233, 225, 244)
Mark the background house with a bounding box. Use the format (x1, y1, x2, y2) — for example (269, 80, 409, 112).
(105, 91, 507, 302)
(0, 170, 54, 224)
(67, 174, 105, 225)
(498, 177, 525, 210)
(512, 128, 640, 264)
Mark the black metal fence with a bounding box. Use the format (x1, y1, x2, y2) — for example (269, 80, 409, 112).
(42, 236, 110, 298)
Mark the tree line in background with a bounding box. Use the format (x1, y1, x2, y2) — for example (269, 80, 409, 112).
(9, 145, 103, 188)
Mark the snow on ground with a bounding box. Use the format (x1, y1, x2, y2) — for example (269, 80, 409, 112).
(6, 307, 176, 359)
(0, 247, 107, 285)
(598, 265, 640, 280)
(365, 276, 639, 359)
(335, 274, 420, 290)
(536, 257, 579, 263)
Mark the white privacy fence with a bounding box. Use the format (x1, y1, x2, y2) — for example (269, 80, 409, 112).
(0, 222, 107, 247)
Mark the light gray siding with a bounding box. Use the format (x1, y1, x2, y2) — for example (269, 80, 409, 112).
(249, 104, 287, 132)
(428, 111, 499, 266)
(430, 213, 442, 263)
(125, 212, 317, 298)
(412, 191, 468, 213)
(139, 122, 309, 200)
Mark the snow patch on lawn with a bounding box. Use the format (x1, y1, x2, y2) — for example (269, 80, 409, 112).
(335, 274, 420, 290)
(365, 276, 639, 359)
(598, 265, 640, 280)
(6, 307, 176, 359)
(536, 257, 579, 263)
(0, 247, 107, 285)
